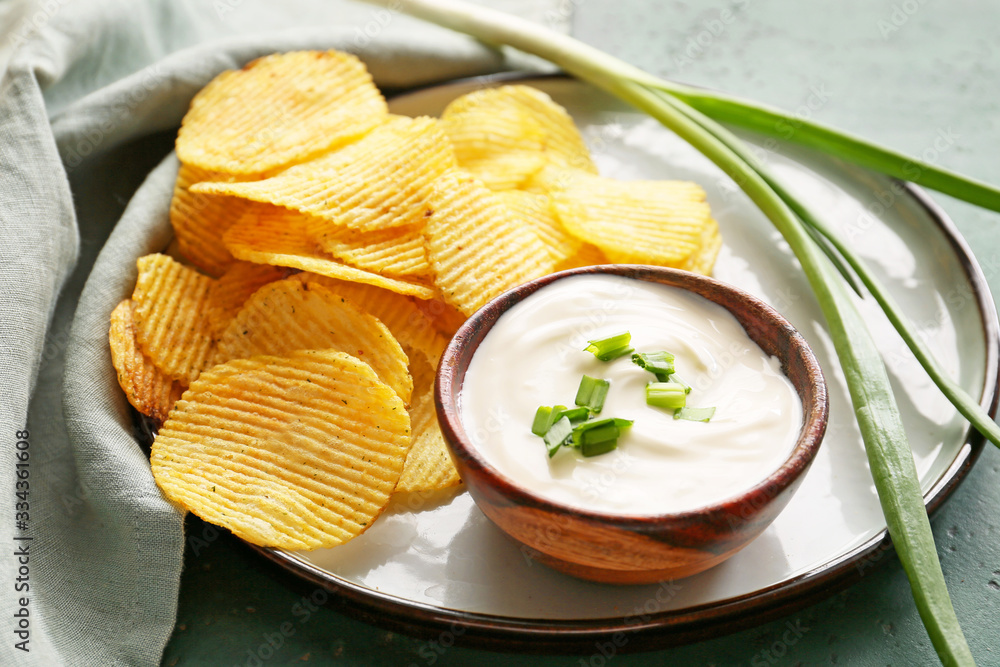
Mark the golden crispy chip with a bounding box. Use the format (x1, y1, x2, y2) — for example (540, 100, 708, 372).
(151, 349, 411, 550)
(413, 298, 467, 337)
(442, 85, 597, 190)
(222, 205, 437, 299)
(549, 172, 716, 269)
(396, 350, 460, 493)
(497, 190, 581, 265)
(442, 100, 546, 190)
(293, 273, 448, 367)
(424, 171, 557, 316)
(215, 278, 412, 403)
(687, 221, 722, 276)
(554, 242, 610, 272)
(206, 261, 291, 336)
(132, 254, 216, 384)
(163, 238, 193, 267)
(170, 163, 258, 277)
(192, 117, 456, 234)
(316, 223, 431, 278)
(109, 299, 185, 424)
(176, 50, 387, 175)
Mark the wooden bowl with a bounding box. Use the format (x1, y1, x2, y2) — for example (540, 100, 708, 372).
(435, 265, 829, 584)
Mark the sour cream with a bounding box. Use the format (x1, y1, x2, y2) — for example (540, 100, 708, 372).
(459, 274, 803, 515)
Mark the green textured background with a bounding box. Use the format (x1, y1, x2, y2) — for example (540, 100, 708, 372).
(159, 1, 1000, 665)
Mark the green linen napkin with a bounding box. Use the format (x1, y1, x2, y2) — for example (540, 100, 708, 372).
(0, 1, 559, 664)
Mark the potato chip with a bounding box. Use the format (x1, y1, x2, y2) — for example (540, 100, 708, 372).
(442, 100, 546, 190)
(192, 117, 456, 234)
(215, 278, 412, 403)
(108, 299, 185, 424)
(170, 163, 258, 277)
(396, 349, 460, 493)
(176, 50, 387, 175)
(549, 173, 716, 270)
(424, 171, 557, 316)
(497, 189, 580, 265)
(519, 162, 588, 195)
(554, 242, 609, 272)
(206, 261, 291, 336)
(442, 85, 597, 190)
(413, 298, 467, 337)
(292, 273, 448, 367)
(151, 349, 411, 550)
(687, 221, 723, 276)
(222, 205, 437, 299)
(132, 254, 216, 384)
(316, 223, 431, 278)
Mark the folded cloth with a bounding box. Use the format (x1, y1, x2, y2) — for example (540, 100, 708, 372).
(0, 1, 559, 664)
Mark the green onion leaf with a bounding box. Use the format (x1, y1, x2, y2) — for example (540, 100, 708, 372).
(570, 417, 630, 457)
(580, 433, 619, 457)
(667, 374, 692, 394)
(674, 406, 716, 422)
(631, 351, 676, 378)
(584, 331, 634, 361)
(558, 406, 591, 423)
(646, 382, 688, 409)
(575, 375, 611, 413)
(531, 406, 554, 436)
(543, 416, 573, 458)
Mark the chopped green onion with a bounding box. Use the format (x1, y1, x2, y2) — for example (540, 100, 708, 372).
(531, 406, 554, 436)
(543, 416, 573, 458)
(570, 417, 633, 457)
(674, 406, 716, 422)
(584, 331, 634, 361)
(558, 406, 591, 423)
(631, 351, 676, 380)
(574, 375, 610, 413)
(579, 428, 619, 457)
(667, 374, 692, 394)
(533, 405, 590, 436)
(645, 382, 688, 409)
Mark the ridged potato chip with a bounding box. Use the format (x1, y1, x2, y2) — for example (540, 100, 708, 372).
(442, 85, 597, 190)
(223, 205, 437, 299)
(215, 278, 412, 403)
(206, 261, 290, 336)
(132, 254, 216, 384)
(497, 190, 581, 265)
(550, 173, 717, 270)
(554, 242, 609, 272)
(170, 163, 258, 277)
(192, 117, 456, 234)
(176, 50, 387, 175)
(316, 223, 431, 278)
(413, 298, 468, 337)
(687, 221, 723, 276)
(293, 273, 448, 367)
(109, 299, 185, 424)
(151, 349, 411, 550)
(442, 101, 546, 190)
(396, 349, 460, 493)
(424, 171, 557, 316)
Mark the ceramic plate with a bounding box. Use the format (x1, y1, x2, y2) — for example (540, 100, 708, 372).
(252, 76, 999, 651)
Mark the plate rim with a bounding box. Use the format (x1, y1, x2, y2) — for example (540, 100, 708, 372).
(248, 73, 1000, 653)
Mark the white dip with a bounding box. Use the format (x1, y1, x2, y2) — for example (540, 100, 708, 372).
(459, 274, 803, 515)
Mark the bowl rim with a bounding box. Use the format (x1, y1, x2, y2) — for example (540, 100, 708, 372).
(435, 264, 829, 527)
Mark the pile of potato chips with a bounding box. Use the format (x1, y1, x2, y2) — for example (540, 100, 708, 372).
(109, 50, 721, 551)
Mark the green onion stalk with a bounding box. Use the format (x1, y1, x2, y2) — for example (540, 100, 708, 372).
(363, 0, 1000, 663)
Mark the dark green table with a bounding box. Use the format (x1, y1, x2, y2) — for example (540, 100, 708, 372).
(158, 2, 1000, 664)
